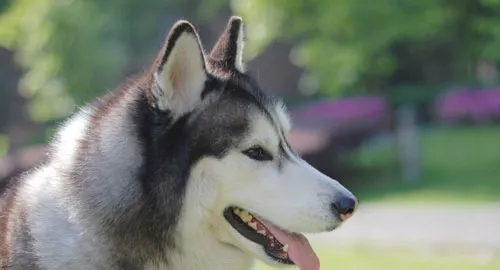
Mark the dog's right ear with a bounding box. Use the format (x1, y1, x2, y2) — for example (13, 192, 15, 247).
(148, 21, 207, 115)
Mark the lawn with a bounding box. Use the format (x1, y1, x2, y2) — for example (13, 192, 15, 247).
(345, 126, 500, 203)
(254, 246, 500, 270)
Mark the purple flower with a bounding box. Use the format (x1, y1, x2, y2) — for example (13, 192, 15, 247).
(292, 97, 388, 125)
(435, 87, 500, 124)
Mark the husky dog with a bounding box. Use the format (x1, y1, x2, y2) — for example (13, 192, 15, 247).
(0, 17, 358, 270)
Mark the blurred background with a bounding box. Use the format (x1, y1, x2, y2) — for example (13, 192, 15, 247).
(1, 0, 499, 269)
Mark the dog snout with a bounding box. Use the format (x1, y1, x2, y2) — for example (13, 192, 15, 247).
(331, 195, 358, 221)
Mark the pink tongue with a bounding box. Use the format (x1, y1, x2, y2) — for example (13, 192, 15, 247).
(264, 223, 320, 270)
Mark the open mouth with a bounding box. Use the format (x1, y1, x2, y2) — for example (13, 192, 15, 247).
(223, 206, 320, 270)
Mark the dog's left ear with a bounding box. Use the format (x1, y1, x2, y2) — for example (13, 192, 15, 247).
(150, 20, 207, 114)
(210, 16, 245, 73)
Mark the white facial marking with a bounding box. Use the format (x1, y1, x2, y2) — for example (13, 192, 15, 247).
(194, 105, 354, 255)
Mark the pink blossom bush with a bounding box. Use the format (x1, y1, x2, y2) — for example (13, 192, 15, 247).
(291, 96, 388, 126)
(435, 88, 500, 124)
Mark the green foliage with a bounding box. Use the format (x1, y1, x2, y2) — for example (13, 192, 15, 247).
(0, 133, 10, 157)
(233, 0, 500, 97)
(0, 0, 122, 122)
(0, 0, 227, 123)
(2, 0, 500, 122)
(474, 0, 500, 61)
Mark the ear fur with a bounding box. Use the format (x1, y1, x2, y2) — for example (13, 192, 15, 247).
(210, 16, 245, 73)
(150, 20, 207, 114)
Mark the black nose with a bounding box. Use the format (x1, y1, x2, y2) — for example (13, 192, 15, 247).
(332, 196, 358, 220)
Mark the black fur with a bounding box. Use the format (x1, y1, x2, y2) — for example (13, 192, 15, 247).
(210, 16, 244, 71)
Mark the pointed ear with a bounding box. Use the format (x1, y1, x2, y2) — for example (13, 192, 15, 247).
(150, 21, 207, 114)
(210, 16, 245, 73)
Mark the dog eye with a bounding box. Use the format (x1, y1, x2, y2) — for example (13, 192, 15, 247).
(242, 146, 273, 161)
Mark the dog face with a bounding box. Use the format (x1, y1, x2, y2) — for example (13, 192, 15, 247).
(147, 17, 357, 270)
(199, 102, 357, 268)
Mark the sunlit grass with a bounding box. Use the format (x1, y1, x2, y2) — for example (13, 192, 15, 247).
(254, 246, 499, 270)
(347, 126, 500, 203)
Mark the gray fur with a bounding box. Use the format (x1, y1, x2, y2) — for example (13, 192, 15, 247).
(0, 16, 357, 270)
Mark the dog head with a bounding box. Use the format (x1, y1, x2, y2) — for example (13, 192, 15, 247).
(145, 17, 358, 269)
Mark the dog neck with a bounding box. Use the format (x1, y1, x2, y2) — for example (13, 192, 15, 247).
(157, 168, 255, 270)
(159, 235, 255, 270)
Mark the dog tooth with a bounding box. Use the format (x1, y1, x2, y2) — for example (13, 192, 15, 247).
(248, 222, 258, 230)
(239, 211, 253, 222)
(257, 230, 266, 235)
(269, 236, 274, 240)
(240, 215, 252, 222)
(282, 244, 289, 252)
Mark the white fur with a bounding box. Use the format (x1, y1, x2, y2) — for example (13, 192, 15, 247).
(234, 22, 245, 73)
(19, 98, 146, 269)
(154, 32, 207, 115)
(274, 102, 291, 133)
(153, 163, 255, 270)
(20, 169, 111, 269)
(51, 109, 92, 169)
(20, 109, 113, 269)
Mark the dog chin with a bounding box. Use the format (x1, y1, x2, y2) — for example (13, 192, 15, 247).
(227, 225, 290, 267)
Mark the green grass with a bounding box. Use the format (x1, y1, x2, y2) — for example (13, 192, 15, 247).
(346, 126, 500, 203)
(254, 246, 500, 270)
